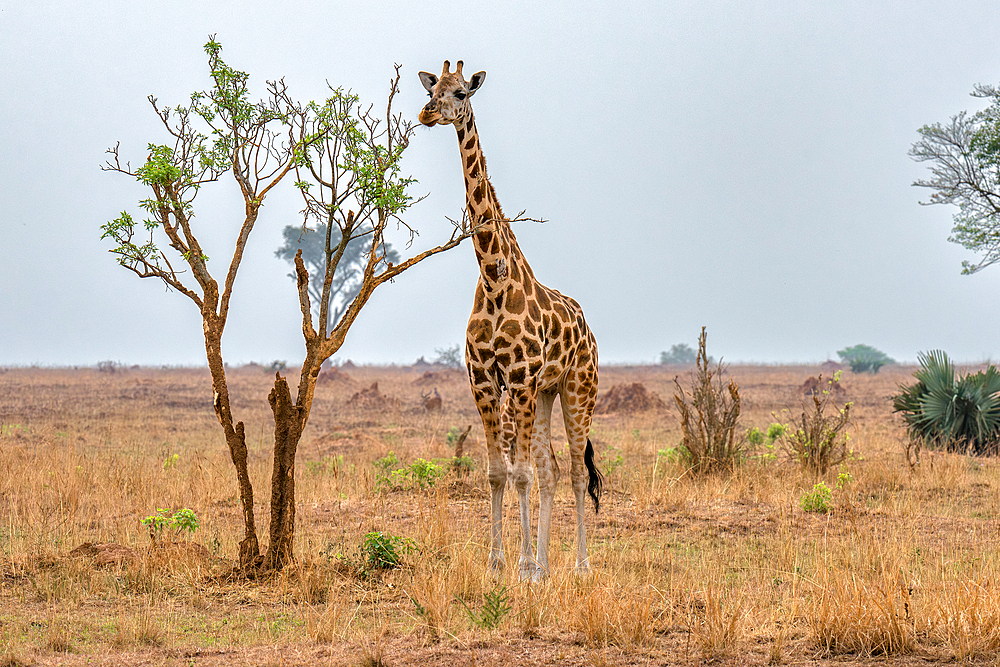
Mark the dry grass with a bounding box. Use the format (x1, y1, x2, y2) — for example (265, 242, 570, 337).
(2, 363, 1000, 665)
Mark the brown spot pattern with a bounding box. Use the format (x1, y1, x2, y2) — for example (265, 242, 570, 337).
(425, 74, 600, 574)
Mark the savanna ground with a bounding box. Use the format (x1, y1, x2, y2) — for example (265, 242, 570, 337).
(2, 362, 1000, 666)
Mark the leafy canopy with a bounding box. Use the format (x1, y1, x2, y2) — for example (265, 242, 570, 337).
(911, 83, 1000, 274)
(837, 344, 894, 374)
(660, 343, 696, 365)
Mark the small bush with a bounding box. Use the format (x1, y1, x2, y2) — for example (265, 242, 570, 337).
(451, 455, 475, 476)
(399, 459, 446, 489)
(359, 531, 415, 571)
(673, 327, 746, 474)
(329, 530, 417, 578)
(140, 508, 199, 542)
(800, 482, 833, 513)
(746, 423, 787, 463)
(458, 584, 512, 629)
(374, 452, 457, 491)
(779, 375, 852, 476)
(97, 360, 120, 374)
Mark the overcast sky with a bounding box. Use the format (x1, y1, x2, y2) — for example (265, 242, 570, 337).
(3, 1, 1000, 367)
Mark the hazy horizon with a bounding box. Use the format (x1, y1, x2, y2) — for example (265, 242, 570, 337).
(4, 2, 1000, 368)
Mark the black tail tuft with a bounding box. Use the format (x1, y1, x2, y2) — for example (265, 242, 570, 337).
(584, 438, 604, 514)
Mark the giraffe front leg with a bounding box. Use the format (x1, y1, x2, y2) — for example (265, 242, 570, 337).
(508, 386, 538, 581)
(472, 387, 506, 573)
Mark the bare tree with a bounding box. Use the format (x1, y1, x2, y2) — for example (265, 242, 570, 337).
(102, 37, 471, 571)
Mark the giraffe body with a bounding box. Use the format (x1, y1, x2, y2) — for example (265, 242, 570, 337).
(419, 61, 602, 580)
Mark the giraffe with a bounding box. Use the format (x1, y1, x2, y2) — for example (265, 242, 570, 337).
(418, 60, 602, 580)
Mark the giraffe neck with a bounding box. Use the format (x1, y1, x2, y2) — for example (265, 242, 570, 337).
(455, 113, 534, 293)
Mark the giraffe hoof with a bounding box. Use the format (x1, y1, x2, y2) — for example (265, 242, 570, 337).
(519, 564, 546, 582)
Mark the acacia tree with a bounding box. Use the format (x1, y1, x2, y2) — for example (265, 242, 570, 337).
(102, 38, 470, 571)
(275, 222, 400, 329)
(911, 83, 1000, 274)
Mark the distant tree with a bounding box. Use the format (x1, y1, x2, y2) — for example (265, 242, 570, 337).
(660, 343, 697, 365)
(837, 344, 894, 374)
(911, 83, 1000, 274)
(276, 222, 400, 329)
(101, 38, 471, 572)
(433, 344, 462, 369)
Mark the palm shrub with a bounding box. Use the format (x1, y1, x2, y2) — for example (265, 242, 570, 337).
(892, 350, 1000, 455)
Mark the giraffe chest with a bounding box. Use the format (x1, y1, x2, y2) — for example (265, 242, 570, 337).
(466, 283, 582, 391)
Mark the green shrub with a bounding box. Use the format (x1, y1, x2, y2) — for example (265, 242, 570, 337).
(451, 455, 475, 476)
(458, 584, 512, 629)
(141, 508, 199, 541)
(767, 423, 789, 441)
(327, 530, 417, 578)
(445, 427, 465, 447)
(604, 446, 624, 475)
(373, 452, 451, 491)
(361, 531, 414, 570)
(799, 483, 832, 513)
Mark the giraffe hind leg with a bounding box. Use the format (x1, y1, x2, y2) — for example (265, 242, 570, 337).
(561, 387, 598, 573)
(531, 392, 556, 580)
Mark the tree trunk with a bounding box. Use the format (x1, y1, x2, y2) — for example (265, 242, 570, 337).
(265, 373, 305, 570)
(205, 328, 261, 570)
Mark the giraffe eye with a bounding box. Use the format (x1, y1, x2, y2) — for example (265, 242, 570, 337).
(455, 91, 467, 100)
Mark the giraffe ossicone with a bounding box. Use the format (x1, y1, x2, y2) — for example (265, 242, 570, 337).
(419, 60, 603, 581)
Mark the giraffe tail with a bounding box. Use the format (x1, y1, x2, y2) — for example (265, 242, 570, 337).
(584, 438, 603, 514)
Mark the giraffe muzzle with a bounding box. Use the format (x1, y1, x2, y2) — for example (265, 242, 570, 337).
(419, 106, 440, 127)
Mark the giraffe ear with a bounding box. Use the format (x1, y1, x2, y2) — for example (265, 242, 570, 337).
(468, 71, 486, 95)
(418, 71, 438, 93)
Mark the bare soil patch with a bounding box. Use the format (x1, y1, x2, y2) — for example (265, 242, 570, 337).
(595, 382, 666, 413)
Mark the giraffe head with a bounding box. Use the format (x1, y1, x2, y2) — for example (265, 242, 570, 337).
(418, 60, 486, 127)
